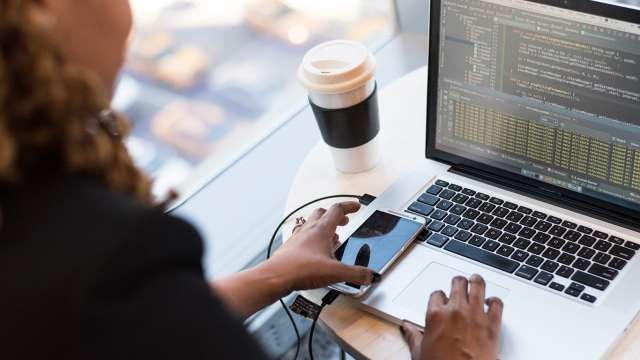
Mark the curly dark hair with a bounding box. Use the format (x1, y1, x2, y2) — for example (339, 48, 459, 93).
(0, 0, 154, 205)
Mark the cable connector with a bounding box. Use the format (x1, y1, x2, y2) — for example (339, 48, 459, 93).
(358, 193, 377, 206)
(321, 290, 341, 306)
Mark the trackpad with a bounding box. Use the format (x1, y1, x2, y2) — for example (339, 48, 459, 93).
(393, 262, 510, 326)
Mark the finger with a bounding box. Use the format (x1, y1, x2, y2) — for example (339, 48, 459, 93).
(400, 321, 423, 358)
(331, 234, 340, 249)
(321, 202, 361, 229)
(428, 290, 448, 309)
(338, 215, 350, 227)
(307, 208, 326, 223)
(332, 263, 375, 286)
(468, 274, 486, 311)
(449, 276, 469, 305)
(486, 297, 504, 331)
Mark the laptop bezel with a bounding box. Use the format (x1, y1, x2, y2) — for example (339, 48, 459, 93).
(425, 0, 640, 226)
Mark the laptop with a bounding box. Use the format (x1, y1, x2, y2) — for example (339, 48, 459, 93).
(346, 0, 640, 358)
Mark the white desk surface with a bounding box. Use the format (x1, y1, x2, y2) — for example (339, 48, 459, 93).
(283, 66, 640, 359)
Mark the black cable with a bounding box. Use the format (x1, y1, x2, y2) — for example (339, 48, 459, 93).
(266, 194, 364, 360)
(308, 303, 326, 360)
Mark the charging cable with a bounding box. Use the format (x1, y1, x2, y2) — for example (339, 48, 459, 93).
(266, 193, 377, 360)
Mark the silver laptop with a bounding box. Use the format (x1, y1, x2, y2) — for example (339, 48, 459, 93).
(345, 0, 640, 358)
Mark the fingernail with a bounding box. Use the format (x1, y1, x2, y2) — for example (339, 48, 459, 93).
(372, 272, 382, 283)
(399, 323, 405, 335)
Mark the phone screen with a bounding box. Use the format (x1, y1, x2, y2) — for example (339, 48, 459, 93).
(335, 211, 423, 289)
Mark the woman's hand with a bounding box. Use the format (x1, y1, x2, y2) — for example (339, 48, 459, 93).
(400, 275, 503, 360)
(267, 201, 378, 293)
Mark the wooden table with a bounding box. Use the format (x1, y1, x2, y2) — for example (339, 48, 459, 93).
(283, 66, 640, 359)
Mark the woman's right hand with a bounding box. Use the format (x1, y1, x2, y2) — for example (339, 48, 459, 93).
(400, 274, 503, 360)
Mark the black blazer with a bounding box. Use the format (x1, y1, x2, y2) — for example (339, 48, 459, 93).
(0, 175, 268, 359)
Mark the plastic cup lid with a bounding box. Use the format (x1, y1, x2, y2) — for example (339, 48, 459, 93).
(298, 40, 376, 95)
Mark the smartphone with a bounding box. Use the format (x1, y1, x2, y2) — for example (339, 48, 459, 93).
(330, 209, 426, 297)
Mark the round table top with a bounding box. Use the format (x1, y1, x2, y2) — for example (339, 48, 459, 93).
(283, 66, 640, 359)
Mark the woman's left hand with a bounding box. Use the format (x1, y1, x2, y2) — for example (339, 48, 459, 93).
(267, 201, 378, 293)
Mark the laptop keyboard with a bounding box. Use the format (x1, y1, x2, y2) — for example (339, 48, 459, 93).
(408, 179, 639, 304)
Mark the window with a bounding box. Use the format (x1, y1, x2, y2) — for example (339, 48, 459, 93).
(113, 0, 396, 196)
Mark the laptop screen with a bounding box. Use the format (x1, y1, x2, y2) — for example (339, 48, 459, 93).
(432, 0, 640, 212)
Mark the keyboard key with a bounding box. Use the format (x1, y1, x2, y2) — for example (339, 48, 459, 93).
(534, 221, 552, 232)
(416, 230, 431, 242)
(556, 266, 574, 278)
(581, 293, 597, 303)
(534, 271, 554, 286)
(578, 235, 596, 247)
(518, 227, 536, 240)
(562, 221, 577, 230)
(520, 216, 538, 228)
(469, 235, 486, 247)
(470, 223, 489, 235)
(462, 188, 476, 196)
(593, 230, 609, 240)
(427, 185, 443, 195)
(482, 240, 500, 252)
(515, 265, 538, 280)
(594, 240, 612, 252)
(465, 198, 482, 209)
(532, 232, 551, 244)
(542, 248, 560, 260)
(479, 202, 496, 214)
(498, 233, 517, 245)
(609, 245, 635, 261)
(418, 193, 439, 206)
(439, 189, 456, 200)
(565, 287, 581, 297)
(436, 200, 454, 211)
(547, 216, 562, 224)
(431, 209, 447, 221)
(548, 237, 565, 249)
(435, 180, 449, 187)
(450, 204, 467, 215)
(503, 202, 518, 210)
(517, 206, 533, 215)
(458, 219, 474, 230)
(562, 242, 580, 254)
(573, 258, 590, 271)
(526, 255, 544, 267)
(492, 207, 510, 219)
(549, 282, 565, 291)
(608, 236, 625, 245)
(506, 211, 524, 222)
(463, 209, 480, 220)
(451, 194, 469, 204)
(609, 257, 627, 270)
(455, 230, 472, 242)
(593, 252, 611, 265)
(512, 250, 529, 262)
(528, 243, 545, 255)
(477, 214, 495, 225)
(541, 260, 559, 272)
(625, 241, 640, 251)
(444, 240, 519, 273)
(489, 197, 504, 206)
(497, 245, 515, 257)
(427, 233, 449, 248)
(475, 193, 490, 201)
(563, 230, 582, 242)
(441, 225, 459, 237)
(448, 184, 462, 192)
(557, 253, 576, 266)
(490, 218, 508, 230)
(588, 263, 618, 281)
(532, 211, 547, 220)
(485, 228, 502, 240)
(577, 247, 596, 260)
(443, 214, 461, 225)
(408, 202, 434, 217)
(572, 271, 610, 291)
(504, 222, 522, 234)
(577, 226, 593, 234)
(428, 221, 445, 232)
(549, 225, 567, 237)
(513, 238, 531, 250)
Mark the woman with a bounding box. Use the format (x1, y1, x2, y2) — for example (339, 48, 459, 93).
(0, 0, 503, 359)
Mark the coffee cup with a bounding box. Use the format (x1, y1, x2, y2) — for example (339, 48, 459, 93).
(298, 40, 381, 173)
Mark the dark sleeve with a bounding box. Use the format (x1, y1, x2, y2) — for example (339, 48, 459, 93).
(81, 210, 270, 360)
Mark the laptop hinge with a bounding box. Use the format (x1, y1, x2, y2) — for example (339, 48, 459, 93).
(449, 165, 640, 232)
